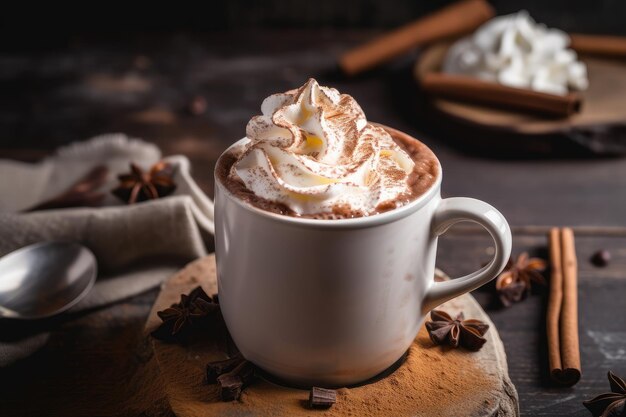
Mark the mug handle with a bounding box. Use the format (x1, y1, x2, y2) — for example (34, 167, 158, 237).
(422, 197, 512, 313)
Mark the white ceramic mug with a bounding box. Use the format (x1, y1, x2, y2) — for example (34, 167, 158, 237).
(212, 126, 512, 386)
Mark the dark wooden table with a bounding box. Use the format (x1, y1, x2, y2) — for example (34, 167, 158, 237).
(1, 30, 625, 417)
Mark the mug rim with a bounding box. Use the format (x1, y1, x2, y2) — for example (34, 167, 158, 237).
(214, 125, 442, 229)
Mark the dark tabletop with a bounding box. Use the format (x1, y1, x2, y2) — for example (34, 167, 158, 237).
(0, 30, 625, 417)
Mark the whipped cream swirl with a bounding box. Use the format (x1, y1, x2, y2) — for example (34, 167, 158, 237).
(443, 11, 588, 96)
(229, 79, 415, 216)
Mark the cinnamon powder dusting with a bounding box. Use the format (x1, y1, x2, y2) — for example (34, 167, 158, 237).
(202, 326, 495, 416)
(217, 126, 439, 219)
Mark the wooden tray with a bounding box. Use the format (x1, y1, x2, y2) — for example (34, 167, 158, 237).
(143, 255, 519, 416)
(414, 42, 626, 156)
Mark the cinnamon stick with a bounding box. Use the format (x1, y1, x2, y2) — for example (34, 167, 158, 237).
(339, 0, 495, 76)
(420, 73, 582, 117)
(547, 228, 581, 386)
(547, 228, 564, 381)
(558, 228, 581, 385)
(570, 33, 626, 58)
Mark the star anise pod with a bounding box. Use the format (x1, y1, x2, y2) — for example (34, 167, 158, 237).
(496, 252, 547, 307)
(583, 371, 626, 417)
(112, 161, 176, 204)
(151, 286, 219, 341)
(425, 310, 489, 351)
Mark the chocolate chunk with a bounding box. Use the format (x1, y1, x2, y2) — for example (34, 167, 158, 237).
(216, 360, 256, 401)
(217, 373, 242, 401)
(309, 387, 337, 409)
(591, 250, 611, 267)
(206, 354, 243, 384)
(234, 361, 256, 386)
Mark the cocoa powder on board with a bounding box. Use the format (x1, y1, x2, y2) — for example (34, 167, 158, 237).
(203, 326, 494, 417)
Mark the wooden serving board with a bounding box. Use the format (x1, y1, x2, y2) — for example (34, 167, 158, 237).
(142, 255, 519, 416)
(414, 42, 626, 156)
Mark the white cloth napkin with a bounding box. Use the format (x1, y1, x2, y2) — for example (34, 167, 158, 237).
(0, 134, 216, 365)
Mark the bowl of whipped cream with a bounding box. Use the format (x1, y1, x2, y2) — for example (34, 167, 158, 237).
(442, 10, 588, 96)
(413, 10, 626, 156)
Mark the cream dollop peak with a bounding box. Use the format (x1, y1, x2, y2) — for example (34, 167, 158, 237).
(230, 79, 415, 216)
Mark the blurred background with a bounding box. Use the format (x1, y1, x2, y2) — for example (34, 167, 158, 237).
(1, 0, 625, 225)
(2, 1, 626, 38)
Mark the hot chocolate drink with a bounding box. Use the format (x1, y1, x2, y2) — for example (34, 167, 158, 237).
(216, 79, 439, 219)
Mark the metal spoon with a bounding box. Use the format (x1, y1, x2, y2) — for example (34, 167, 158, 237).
(0, 242, 97, 319)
